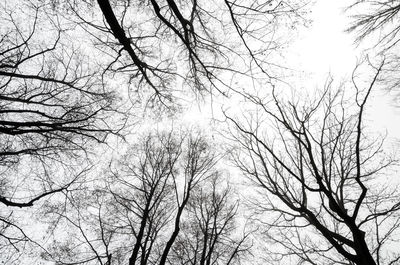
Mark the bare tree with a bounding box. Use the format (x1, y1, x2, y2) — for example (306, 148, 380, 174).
(0, 2, 122, 260)
(40, 129, 235, 265)
(226, 62, 400, 265)
(171, 175, 251, 265)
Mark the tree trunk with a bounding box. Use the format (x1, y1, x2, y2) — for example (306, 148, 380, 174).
(353, 230, 376, 265)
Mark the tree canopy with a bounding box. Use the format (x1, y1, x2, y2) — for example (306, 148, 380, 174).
(0, 1, 399, 265)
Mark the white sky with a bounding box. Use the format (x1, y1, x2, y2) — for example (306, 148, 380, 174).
(290, 0, 357, 77)
(288, 0, 400, 146)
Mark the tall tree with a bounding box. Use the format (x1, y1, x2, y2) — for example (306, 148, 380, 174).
(226, 62, 400, 265)
(171, 175, 251, 265)
(0, 2, 121, 261)
(39, 129, 249, 265)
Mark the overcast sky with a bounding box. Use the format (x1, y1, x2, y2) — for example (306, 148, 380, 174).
(288, 0, 400, 146)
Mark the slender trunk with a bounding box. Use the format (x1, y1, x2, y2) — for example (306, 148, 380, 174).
(199, 231, 208, 265)
(129, 208, 150, 265)
(158, 208, 184, 265)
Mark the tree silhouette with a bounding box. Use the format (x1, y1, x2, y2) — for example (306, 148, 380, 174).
(2, 1, 399, 265)
(39, 130, 248, 265)
(0, 2, 120, 260)
(227, 62, 400, 265)
(171, 176, 251, 265)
